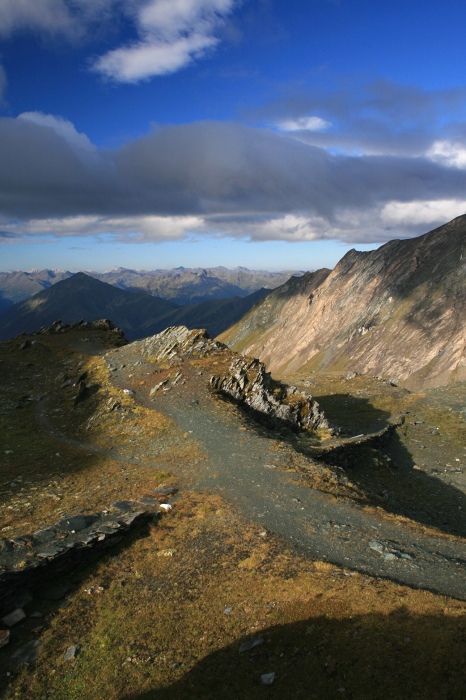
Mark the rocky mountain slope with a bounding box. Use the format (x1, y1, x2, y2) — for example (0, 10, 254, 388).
(219, 215, 466, 389)
(0, 272, 270, 341)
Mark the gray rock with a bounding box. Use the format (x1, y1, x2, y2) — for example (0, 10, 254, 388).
(368, 540, 385, 554)
(110, 500, 136, 512)
(2, 608, 26, 627)
(63, 644, 79, 661)
(150, 380, 168, 396)
(117, 511, 146, 526)
(97, 524, 122, 534)
(261, 672, 276, 686)
(384, 553, 398, 562)
(36, 546, 65, 558)
(33, 528, 56, 543)
(55, 514, 98, 533)
(10, 639, 42, 666)
(137, 496, 160, 507)
(239, 636, 264, 653)
(210, 357, 328, 432)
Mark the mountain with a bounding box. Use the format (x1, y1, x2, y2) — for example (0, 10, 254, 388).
(92, 266, 302, 305)
(219, 215, 466, 389)
(147, 287, 270, 338)
(0, 273, 179, 341)
(0, 269, 73, 305)
(0, 267, 302, 309)
(0, 272, 271, 341)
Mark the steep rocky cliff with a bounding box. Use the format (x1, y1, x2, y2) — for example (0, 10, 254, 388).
(219, 215, 466, 389)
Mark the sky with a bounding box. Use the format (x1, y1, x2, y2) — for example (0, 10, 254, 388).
(1, 0, 466, 273)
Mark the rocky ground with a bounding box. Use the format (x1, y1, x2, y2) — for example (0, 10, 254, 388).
(0, 325, 465, 699)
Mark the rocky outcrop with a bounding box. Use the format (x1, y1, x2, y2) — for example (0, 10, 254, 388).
(18, 318, 127, 345)
(134, 326, 225, 364)
(210, 356, 329, 432)
(0, 498, 164, 617)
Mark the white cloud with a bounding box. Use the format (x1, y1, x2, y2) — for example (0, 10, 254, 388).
(427, 140, 466, 169)
(94, 31, 218, 81)
(278, 116, 331, 132)
(380, 199, 466, 227)
(207, 214, 331, 242)
(0, 0, 77, 38)
(93, 0, 239, 82)
(1, 214, 206, 242)
(138, 0, 235, 39)
(0, 1, 239, 81)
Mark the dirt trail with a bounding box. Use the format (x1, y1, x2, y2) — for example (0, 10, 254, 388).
(106, 351, 466, 601)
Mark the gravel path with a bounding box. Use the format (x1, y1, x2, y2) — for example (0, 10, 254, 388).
(107, 353, 466, 602)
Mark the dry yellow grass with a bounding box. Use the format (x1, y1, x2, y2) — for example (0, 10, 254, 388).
(3, 492, 465, 700)
(1, 331, 465, 699)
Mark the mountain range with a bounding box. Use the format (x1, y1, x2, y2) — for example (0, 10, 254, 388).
(0, 266, 300, 309)
(0, 273, 269, 341)
(219, 215, 466, 390)
(1, 216, 464, 389)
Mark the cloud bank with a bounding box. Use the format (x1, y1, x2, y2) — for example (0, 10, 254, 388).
(1, 106, 466, 246)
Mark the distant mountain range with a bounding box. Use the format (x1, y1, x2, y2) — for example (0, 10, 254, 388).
(3, 217, 464, 390)
(0, 272, 270, 341)
(0, 266, 301, 309)
(219, 215, 466, 389)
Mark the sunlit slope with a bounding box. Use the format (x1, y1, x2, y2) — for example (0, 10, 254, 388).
(219, 215, 466, 389)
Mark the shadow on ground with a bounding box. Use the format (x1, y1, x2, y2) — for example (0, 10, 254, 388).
(122, 608, 466, 700)
(231, 392, 466, 538)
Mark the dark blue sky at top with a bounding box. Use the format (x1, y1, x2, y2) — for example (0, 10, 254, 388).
(1, 0, 466, 271)
(4, 0, 466, 143)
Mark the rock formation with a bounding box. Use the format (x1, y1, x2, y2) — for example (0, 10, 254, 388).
(210, 355, 329, 432)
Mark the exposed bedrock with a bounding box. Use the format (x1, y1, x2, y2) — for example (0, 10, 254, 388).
(210, 355, 329, 433)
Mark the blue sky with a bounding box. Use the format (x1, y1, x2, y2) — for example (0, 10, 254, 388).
(1, 0, 466, 272)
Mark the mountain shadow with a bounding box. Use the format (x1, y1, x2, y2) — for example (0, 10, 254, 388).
(122, 609, 466, 700)
(308, 394, 466, 538)
(225, 389, 466, 538)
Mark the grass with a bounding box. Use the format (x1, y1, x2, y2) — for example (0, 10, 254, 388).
(0, 332, 187, 538)
(3, 491, 466, 699)
(1, 330, 465, 699)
